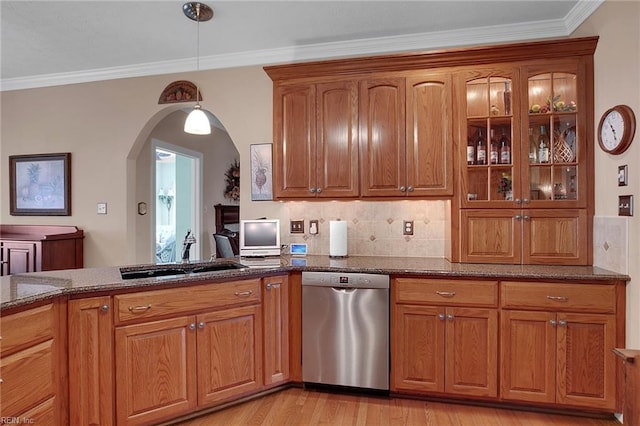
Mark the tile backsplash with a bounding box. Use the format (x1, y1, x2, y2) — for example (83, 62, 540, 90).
(593, 216, 629, 274)
(280, 200, 448, 257)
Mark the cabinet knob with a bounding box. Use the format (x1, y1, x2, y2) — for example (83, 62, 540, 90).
(515, 214, 522, 220)
(189, 323, 196, 330)
(265, 283, 280, 290)
(447, 314, 454, 321)
(558, 320, 567, 327)
(515, 198, 522, 204)
(550, 319, 557, 326)
(407, 186, 414, 192)
(438, 313, 445, 321)
(101, 304, 109, 312)
(399, 186, 406, 192)
(316, 188, 322, 193)
(309, 188, 316, 193)
(0, 378, 3, 384)
(198, 322, 205, 329)
(523, 198, 530, 204)
(523, 215, 530, 221)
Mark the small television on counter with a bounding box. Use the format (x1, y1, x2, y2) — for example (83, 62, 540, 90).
(239, 219, 281, 257)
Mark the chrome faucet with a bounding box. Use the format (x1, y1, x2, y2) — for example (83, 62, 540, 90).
(181, 229, 197, 263)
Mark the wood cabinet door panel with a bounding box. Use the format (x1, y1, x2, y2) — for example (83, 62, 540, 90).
(391, 304, 445, 392)
(115, 316, 197, 425)
(360, 78, 406, 197)
(460, 209, 521, 264)
(197, 305, 263, 406)
(2, 241, 38, 274)
(556, 313, 617, 410)
(406, 73, 453, 196)
(445, 307, 498, 397)
(274, 84, 316, 198)
(0, 339, 55, 417)
(316, 81, 359, 197)
(68, 296, 113, 426)
(263, 275, 290, 386)
(523, 209, 588, 265)
(500, 310, 556, 403)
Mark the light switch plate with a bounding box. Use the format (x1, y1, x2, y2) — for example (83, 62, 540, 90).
(290, 220, 304, 233)
(618, 195, 633, 216)
(618, 165, 628, 186)
(97, 202, 107, 215)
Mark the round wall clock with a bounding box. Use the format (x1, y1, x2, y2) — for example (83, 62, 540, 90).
(597, 104, 636, 155)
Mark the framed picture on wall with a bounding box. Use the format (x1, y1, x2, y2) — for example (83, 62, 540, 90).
(250, 143, 273, 201)
(9, 152, 72, 216)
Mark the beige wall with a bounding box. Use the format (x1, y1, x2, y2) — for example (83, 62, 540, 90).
(574, 0, 640, 348)
(1, 0, 638, 345)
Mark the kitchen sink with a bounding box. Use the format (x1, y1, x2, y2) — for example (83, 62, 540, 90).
(119, 261, 247, 280)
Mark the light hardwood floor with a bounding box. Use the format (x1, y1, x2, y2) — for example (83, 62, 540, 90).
(170, 387, 620, 426)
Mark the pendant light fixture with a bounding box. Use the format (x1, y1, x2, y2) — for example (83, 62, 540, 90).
(183, 2, 213, 135)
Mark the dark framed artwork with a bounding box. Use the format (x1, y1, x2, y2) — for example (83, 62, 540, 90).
(9, 153, 71, 216)
(250, 143, 273, 201)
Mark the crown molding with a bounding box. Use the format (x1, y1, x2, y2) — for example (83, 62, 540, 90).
(1, 1, 604, 92)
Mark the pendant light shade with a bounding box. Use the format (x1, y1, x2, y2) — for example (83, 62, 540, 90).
(183, 2, 213, 135)
(184, 104, 211, 135)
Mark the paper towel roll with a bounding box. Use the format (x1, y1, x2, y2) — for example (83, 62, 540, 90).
(329, 220, 348, 258)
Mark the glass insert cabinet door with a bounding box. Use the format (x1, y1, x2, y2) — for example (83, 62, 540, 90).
(464, 74, 516, 205)
(526, 72, 579, 203)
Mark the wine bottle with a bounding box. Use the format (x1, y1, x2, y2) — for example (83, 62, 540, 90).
(476, 128, 487, 165)
(528, 127, 538, 163)
(467, 136, 475, 165)
(538, 125, 550, 163)
(499, 128, 511, 164)
(503, 81, 512, 115)
(489, 129, 499, 164)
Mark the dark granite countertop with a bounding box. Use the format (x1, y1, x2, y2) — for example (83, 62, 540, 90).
(0, 256, 629, 311)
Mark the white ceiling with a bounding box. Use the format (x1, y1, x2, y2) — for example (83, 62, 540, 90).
(1, 0, 603, 91)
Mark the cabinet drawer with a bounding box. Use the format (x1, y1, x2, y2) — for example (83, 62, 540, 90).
(394, 278, 498, 307)
(0, 339, 55, 417)
(1, 303, 54, 356)
(501, 281, 616, 313)
(115, 279, 261, 324)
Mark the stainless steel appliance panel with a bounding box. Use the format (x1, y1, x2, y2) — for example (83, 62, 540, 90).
(302, 272, 389, 390)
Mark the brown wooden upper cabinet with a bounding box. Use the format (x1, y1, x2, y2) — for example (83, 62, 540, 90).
(272, 81, 359, 198)
(361, 73, 452, 197)
(266, 67, 453, 199)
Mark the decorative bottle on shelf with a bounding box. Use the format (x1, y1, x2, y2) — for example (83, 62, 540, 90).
(538, 125, 550, 163)
(489, 129, 499, 164)
(476, 128, 487, 165)
(528, 127, 538, 163)
(499, 128, 511, 164)
(467, 135, 476, 165)
(503, 81, 512, 115)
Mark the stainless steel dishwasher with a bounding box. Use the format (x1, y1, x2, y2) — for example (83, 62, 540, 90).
(302, 271, 389, 391)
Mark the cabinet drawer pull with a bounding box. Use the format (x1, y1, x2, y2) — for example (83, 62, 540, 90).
(546, 296, 569, 302)
(234, 290, 253, 297)
(128, 304, 152, 312)
(435, 291, 456, 298)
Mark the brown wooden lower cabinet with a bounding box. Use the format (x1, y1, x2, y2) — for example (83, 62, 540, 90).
(391, 278, 499, 398)
(500, 281, 621, 411)
(113, 279, 264, 425)
(0, 301, 68, 425)
(263, 275, 290, 387)
(68, 296, 114, 426)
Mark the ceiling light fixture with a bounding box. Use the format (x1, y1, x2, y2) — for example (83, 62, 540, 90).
(183, 2, 213, 135)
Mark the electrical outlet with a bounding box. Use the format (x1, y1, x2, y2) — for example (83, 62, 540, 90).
(290, 220, 304, 233)
(309, 220, 319, 235)
(403, 220, 414, 236)
(97, 202, 107, 215)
